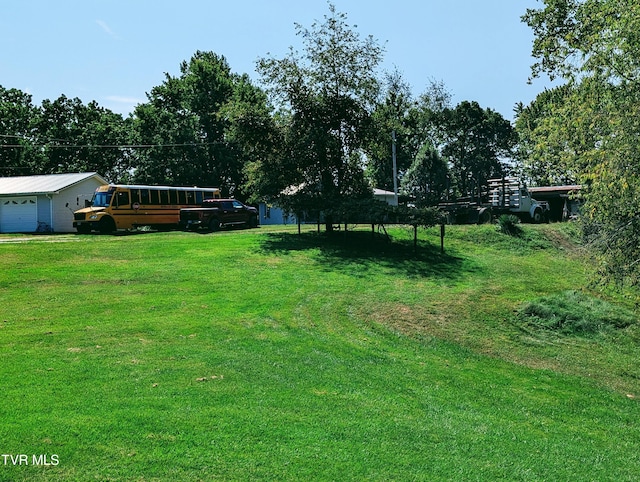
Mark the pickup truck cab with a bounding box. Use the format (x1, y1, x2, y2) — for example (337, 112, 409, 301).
(488, 178, 549, 223)
(179, 199, 258, 231)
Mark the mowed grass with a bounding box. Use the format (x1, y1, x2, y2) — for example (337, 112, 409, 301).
(1, 224, 640, 481)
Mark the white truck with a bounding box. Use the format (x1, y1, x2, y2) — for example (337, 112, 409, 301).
(439, 177, 549, 224)
(488, 177, 549, 223)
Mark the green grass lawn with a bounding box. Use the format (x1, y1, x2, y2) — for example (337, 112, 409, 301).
(1, 224, 639, 481)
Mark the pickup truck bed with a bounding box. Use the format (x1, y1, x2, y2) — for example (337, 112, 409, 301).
(180, 199, 259, 231)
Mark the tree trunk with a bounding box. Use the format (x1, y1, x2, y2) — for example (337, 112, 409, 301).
(325, 213, 334, 233)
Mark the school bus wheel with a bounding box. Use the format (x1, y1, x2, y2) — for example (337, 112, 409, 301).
(99, 217, 116, 234)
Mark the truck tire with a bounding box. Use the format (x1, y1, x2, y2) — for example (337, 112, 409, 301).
(477, 208, 492, 224)
(248, 215, 258, 228)
(208, 218, 221, 232)
(531, 209, 543, 223)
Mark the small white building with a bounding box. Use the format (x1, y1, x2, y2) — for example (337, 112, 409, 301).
(373, 188, 398, 206)
(0, 172, 107, 233)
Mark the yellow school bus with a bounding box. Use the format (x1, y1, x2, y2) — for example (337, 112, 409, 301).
(73, 184, 221, 233)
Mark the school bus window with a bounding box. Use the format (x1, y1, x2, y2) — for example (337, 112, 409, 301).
(160, 190, 169, 204)
(140, 189, 150, 205)
(150, 189, 160, 205)
(186, 191, 196, 204)
(131, 189, 140, 204)
(116, 191, 129, 208)
(178, 191, 187, 204)
(196, 191, 203, 204)
(92, 191, 113, 207)
(204, 191, 214, 200)
(169, 190, 177, 204)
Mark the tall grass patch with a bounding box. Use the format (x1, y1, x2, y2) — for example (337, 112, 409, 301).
(517, 290, 637, 336)
(496, 213, 522, 236)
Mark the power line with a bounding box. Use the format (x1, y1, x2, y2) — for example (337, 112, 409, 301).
(0, 134, 227, 149)
(0, 141, 221, 149)
(1, 133, 98, 144)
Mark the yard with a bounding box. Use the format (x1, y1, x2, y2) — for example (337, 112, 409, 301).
(1, 224, 639, 480)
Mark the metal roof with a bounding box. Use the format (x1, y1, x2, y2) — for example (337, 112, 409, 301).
(373, 188, 395, 196)
(529, 185, 582, 194)
(0, 172, 106, 195)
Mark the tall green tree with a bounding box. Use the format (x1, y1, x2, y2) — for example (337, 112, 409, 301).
(414, 78, 453, 152)
(401, 144, 448, 207)
(523, 0, 640, 286)
(0, 86, 40, 176)
(513, 85, 580, 186)
(0, 88, 129, 180)
(366, 70, 417, 193)
(254, 3, 384, 229)
(33, 95, 130, 181)
(133, 51, 270, 198)
(440, 101, 516, 200)
(366, 73, 451, 194)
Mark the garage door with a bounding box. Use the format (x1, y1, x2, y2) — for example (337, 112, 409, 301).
(0, 197, 37, 233)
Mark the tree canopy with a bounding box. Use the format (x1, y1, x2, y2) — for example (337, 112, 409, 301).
(0, 86, 40, 177)
(35, 96, 132, 181)
(401, 144, 448, 207)
(523, 0, 640, 286)
(366, 74, 452, 195)
(440, 101, 516, 201)
(0, 52, 275, 196)
(513, 85, 580, 186)
(251, 3, 384, 229)
(132, 51, 274, 198)
(0, 87, 132, 182)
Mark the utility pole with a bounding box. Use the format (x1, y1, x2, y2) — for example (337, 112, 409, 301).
(392, 130, 398, 205)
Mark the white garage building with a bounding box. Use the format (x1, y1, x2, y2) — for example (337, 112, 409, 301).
(0, 172, 107, 233)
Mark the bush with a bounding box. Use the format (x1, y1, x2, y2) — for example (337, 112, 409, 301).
(496, 214, 522, 236)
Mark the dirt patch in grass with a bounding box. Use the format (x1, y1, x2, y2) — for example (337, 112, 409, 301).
(361, 298, 467, 342)
(542, 226, 582, 253)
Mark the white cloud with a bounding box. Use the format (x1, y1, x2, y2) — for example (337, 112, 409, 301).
(96, 20, 118, 39)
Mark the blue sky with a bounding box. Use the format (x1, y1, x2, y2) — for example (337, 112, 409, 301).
(1, 0, 552, 120)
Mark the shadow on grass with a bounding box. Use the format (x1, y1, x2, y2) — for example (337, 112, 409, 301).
(259, 230, 474, 280)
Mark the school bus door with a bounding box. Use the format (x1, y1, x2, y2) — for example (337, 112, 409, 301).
(112, 190, 137, 228)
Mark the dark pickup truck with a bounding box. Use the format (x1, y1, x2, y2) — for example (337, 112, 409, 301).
(179, 199, 259, 231)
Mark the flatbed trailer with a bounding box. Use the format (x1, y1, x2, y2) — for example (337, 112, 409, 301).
(438, 178, 550, 224)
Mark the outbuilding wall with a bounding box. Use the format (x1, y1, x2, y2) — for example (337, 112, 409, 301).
(0, 174, 106, 233)
(258, 203, 299, 225)
(52, 178, 104, 232)
(36, 195, 53, 230)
